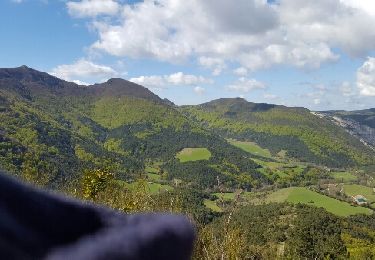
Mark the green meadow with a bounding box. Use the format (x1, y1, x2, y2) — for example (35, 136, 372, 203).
(206, 187, 373, 217)
(176, 148, 212, 162)
(331, 171, 358, 182)
(228, 139, 271, 158)
(343, 184, 375, 202)
(284, 187, 372, 217)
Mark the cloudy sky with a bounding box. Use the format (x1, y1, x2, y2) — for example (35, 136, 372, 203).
(1, 0, 375, 110)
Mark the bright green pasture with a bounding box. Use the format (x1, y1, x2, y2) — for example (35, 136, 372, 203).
(332, 171, 358, 182)
(229, 139, 271, 158)
(176, 148, 211, 162)
(285, 187, 372, 217)
(343, 184, 375, 202)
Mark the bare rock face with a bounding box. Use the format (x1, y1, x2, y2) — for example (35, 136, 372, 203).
(314, 111, 375, 150)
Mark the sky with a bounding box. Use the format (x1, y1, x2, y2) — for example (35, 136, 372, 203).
(0, 0, 374, 110)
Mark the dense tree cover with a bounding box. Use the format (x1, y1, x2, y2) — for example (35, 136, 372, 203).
(194, 203, 375, 259)
(0, 68, 266, 189)
(180, 98, 375, 167)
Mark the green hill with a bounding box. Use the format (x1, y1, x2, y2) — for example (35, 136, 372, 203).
(0, 67, 262, 189)
(180, 98, 375, 168)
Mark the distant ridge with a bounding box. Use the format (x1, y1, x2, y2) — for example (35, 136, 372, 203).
(0, 66, 167, 104)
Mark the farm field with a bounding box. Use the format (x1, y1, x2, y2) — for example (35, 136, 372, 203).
(206, 187, 373, 217)
(332, 171, 358, 182)
(343, 184, 375, 203)
(176, 148, 211, 162)
(228, 139, 271, 158)
(285, 187, 372, 217)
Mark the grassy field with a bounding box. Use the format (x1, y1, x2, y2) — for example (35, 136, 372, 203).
(213, 192, 237, 201)
(120, 181, 173, 194)
(332, 171, 358, 182)
(228, 139, 271, 158)
(147, 173, 161, 181)
(176, 148, 211, 162)
(204, 199, 223, 212)
(285, 187, 372, 217)
(254, 159, 306, 180)
(207, 188, 373, 216)
(343, 184, 375, 202)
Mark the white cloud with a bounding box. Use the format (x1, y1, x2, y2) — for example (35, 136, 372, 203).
(11, 0, 23, 3)
(341, 0, 375, 16)
(357, 57, 375, 96)
(233, 67, 248, 76)
(198, 57, 227, 76)
(51, 59, 118, 82)
(130, 72, 213, 89)
(263, 93, 278, 100)
(67, 0, 375, 71)
(67, 0, 120, 18)
(194, 86, 205, 95)
(72, 79, 90, 86)
(226, 78, 266, 93)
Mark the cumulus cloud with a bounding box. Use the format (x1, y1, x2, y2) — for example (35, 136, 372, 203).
(233, 67, 248, 76)
(65, 0, 375, 71)
(193, 86, 205, 95)
(51, 59, 118, 83)
(226, 78, 266, 93)
(130, 72, 213, 89)
(357, 57, 375, 96)
(67, 0, 120, 18)
(198, 57, 227, 76)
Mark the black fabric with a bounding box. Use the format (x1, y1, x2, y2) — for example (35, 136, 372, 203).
(0, 172, 195, 260)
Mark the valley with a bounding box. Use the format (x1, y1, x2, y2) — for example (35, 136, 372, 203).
(1, 66, 375, 259)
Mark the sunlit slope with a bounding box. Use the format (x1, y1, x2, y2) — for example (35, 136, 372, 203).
(180, 98, 375, 167)
(0, 67, 263, 188)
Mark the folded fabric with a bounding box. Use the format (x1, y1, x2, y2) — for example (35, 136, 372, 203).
(0, 172, 195, 260)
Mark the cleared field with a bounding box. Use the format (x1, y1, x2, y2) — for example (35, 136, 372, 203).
(147, 173, 161, 181)
(332, 171, 358, 182)
(343, 184, 375, 202)
(213, 192, 237, 201)
(120, 181, 173, 194)
(176, 148, 211, 162)
(254, 159, 306, 179)
(204, 199, 223, 212)
(285, 187, 372, 217)
(229, 139, 271, 158)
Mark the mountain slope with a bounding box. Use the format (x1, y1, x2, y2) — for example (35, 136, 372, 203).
(180, 98, 375, 168)
(0, 67, 262, 189)
(317, 109, 375, 150)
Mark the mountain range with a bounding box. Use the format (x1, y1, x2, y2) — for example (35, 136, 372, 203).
(0, 66, 374, 190)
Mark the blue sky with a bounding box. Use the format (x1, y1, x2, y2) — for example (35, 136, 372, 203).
(0, 0, 374, 110)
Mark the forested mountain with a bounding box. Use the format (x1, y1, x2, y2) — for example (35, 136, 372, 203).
(180, 98, 375, 168)
(1, 66, 375, 259)
(0, 66, 262, 189)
